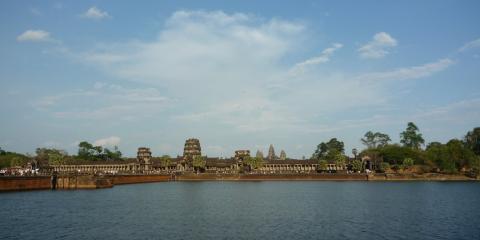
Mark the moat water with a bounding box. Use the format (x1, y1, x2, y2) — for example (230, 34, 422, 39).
(1, 181, 479, 240)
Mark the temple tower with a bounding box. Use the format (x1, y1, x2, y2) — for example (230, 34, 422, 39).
(267, 144, 276, 160)
(137, 147, 152, 171)
(234, 150, 250, 162)
(183, 138, 201, 169)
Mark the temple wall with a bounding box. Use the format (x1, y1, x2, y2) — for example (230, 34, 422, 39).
(0, 176, 51, 191)
(176, 173, 367, 181)
(110, 174, 171, 185)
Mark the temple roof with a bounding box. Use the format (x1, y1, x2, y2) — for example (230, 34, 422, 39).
(265, 159, 318, 164)
(60, 158, 139, 165)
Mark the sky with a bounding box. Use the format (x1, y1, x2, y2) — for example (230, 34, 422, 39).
(0, 0, 479, 158)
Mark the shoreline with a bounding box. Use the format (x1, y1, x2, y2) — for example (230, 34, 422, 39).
(0, 173, 478, 192)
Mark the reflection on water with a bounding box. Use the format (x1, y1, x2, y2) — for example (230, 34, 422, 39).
(1, 181, 479, 240)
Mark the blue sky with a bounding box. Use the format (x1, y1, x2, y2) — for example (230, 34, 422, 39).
(1, 0, 479, 158)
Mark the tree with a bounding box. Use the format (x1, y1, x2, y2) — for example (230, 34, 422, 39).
(78, 141, 95, 160)
(0, 149, 29, 168)
(352, 148, 358, 160)
(352, 160, 363, 173)
(425, 140, 478, 173)
(361, 131, 391, 149)
(312, 138, 344, 161)
(103, 146, 122, 161)
(375, 144, 420, 165)
(192, 155, 206, 173)
(77, 141, 122, 161)
(426, 142, 455, 173)
(267, 144, 276, 160)
(244, 156, 265, 171)
(400, 122, 425, 150)
(279, 150, 286, 160)
(10, 157, 23, 167)
(48, 152, 66, 165)
(160, 155, 171, 170)
(36, 148, 68, 166)
(0, 147, 5, 155)
(334, 153, 346, 169)
(318, 160, 328, 171)
(464, 127, 480, 155)
(255, 150, 264, 159)
(379, 162, 391, 172)
(402, 158, 414, 169)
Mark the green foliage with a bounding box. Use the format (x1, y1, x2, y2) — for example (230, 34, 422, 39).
(400, 122, 425, 150)
(352, 160, 363, 172)
(0, 149, 29, 168)
(10, 157, 23, 167)
(464, 127, 480, 155)
(160, 155, 171, 168)
(103, 146, 122, 160)
(380, 162, 391, 172)
(318, 160, 328, 171)
(361, 131, 391, 149)
(36, 148, 68, 165)
(244, 156, 264, 170)
(77, 141, 122, 161)
(192, 155, 206, 169)
(334, 153, 346, 167)
(425, 140, 478, 173)
(78, 141, 95, 160)
(312, 138, 344, 161)
(375, 144, 421, 165)
(402, 158, 414, 169)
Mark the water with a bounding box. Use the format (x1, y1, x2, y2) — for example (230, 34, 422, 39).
(1, 181, 479, 240)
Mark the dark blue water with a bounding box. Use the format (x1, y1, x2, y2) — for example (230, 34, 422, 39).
(1, 182, 479, 240)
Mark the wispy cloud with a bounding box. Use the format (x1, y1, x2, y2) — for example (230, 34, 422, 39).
(459, 38, 480, 52)
(82, 6, 110, 20)
(290, 43, 343, 75)
(355, 58, 454, 82)
(358, 32, 397, 59)
(17, 30, 55, 42)
(34, 83, 170, 120)
(94, 136, 121, 147)
(56, 10, 456, 145)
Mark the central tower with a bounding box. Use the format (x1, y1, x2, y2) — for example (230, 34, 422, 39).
(183, 138, 201, 169)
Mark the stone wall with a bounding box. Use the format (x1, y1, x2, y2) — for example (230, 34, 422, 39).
(110, 174, 171, 185)
(56, 175, 113, 189)
(176, 173, 368, 181)
(0, 176, 51, 191)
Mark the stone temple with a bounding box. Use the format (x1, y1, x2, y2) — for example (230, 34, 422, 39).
(183, 138, 201, 169)
(50, 138, 347, 174)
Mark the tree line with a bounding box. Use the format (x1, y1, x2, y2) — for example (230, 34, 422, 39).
(311, 123, 480, 174)
(0, 141, 123, 168)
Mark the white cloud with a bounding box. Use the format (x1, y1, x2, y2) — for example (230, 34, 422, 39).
(78, 10, 303, 90)
(34, 83, 170, 120)
(94, 136, 121, 147)
(459, 38, 480, 52)
(82, 6, 110, 20)
(64, 10, 453, 138)
(355, 58, 454, 82)
(17, 30, 54, 42)
(290, 43, 343, 75)
(358, 32, 398, 59)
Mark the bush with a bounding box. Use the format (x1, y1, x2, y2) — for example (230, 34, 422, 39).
(402, 158, 414, 170)
(378, 162, 390, 173)
(377, 144, 421, 165)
